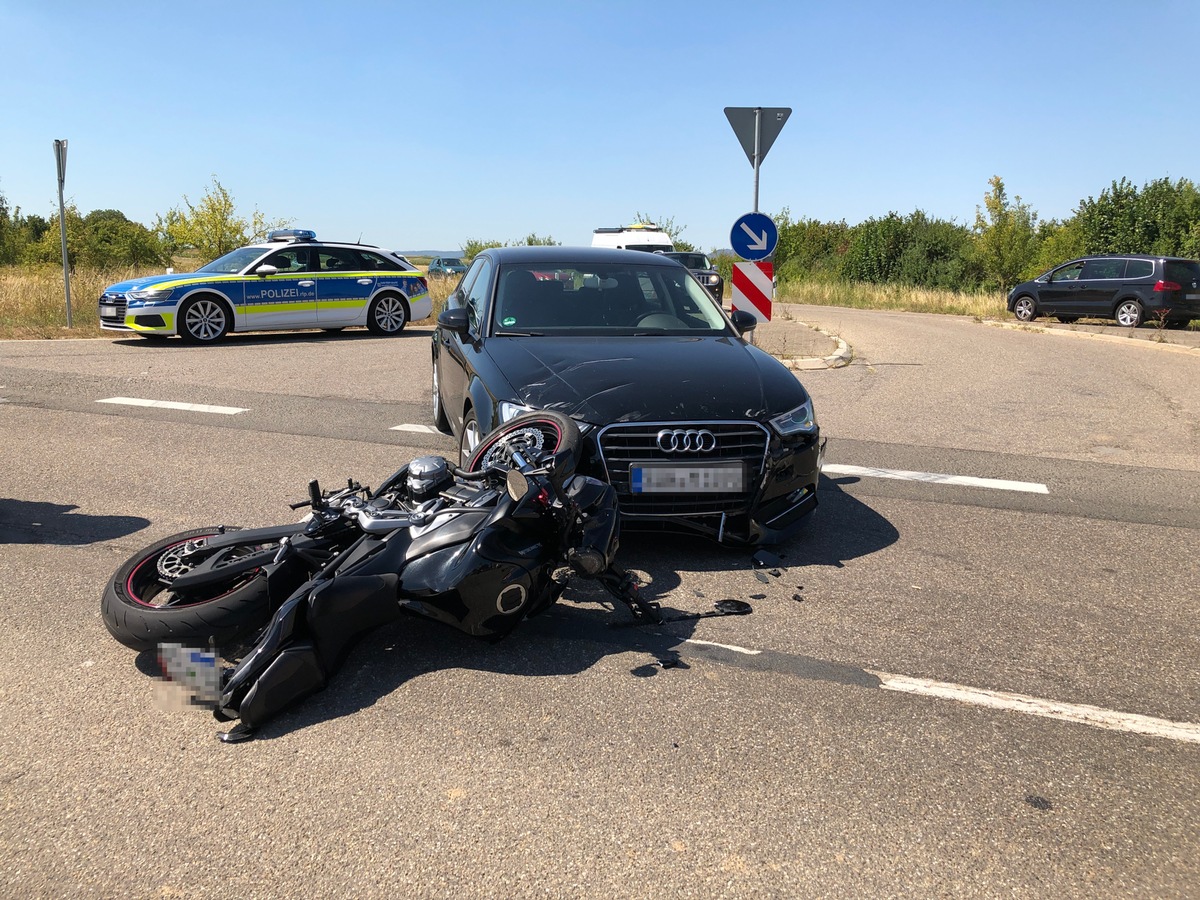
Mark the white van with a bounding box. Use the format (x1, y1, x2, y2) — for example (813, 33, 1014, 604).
(591, 223, 675, 253)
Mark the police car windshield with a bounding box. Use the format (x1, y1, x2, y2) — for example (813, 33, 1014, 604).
(195, 247, 271, 275)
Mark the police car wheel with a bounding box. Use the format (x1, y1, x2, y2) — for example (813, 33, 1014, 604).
(179, 296, 231, 343)
(367, 294, 409, 335)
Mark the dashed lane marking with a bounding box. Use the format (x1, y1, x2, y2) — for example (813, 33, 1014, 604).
(390, 424, 440, 434)
(823, 463, 1049, 494)
(96, 397, 248, 415)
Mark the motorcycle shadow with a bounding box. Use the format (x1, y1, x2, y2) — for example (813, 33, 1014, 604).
(222, 597, 702, 741)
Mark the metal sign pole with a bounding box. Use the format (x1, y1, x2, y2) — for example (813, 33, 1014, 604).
(53, 139, 72, 328)
(752, 107, 761, 213)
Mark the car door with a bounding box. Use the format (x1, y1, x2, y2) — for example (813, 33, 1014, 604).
(315, 246, 375, 326)
(436, 256, 492, 434)
(1036, 261, 1085, 316)
(242, 246, 318, 329)
(1077, 258, 1126, 315)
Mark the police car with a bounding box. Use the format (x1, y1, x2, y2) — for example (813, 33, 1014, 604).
(98, 230, 431, 343)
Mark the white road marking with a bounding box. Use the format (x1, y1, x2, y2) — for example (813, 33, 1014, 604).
(97, 397, 248, 415)
(823, 463, 1049, 494)
(390, 423, 440, 434)
(683, 639, 762, 655)
(871, 671, 1200, 744)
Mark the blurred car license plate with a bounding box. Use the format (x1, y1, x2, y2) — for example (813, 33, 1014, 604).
(630, 462, 743, 493)
(100, 305, 118, 317)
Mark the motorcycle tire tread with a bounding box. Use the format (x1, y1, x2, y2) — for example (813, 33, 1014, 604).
(101, 527, 273, 652)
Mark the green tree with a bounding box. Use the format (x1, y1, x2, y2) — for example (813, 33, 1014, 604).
(1075, 176, 1200, 256)
(157, 176, 288, 261)
(973, 176, 1040, 289)
(511, 232, 559, 246)
(461, 238, 503, 262)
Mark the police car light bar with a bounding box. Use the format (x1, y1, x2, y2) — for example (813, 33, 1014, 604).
(267, 229, 317, 242)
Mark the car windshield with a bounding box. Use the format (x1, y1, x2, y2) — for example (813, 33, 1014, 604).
(491, 262, 731, 336)
(194, 247, 270, 275)
(445, 258, 464, 266)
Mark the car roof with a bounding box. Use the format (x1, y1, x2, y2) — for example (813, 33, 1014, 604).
(483, 245, 686, 266)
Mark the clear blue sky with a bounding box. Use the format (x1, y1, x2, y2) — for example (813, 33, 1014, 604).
(2, 0, 1197, 254)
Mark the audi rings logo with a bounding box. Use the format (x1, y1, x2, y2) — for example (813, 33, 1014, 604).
(656, 428, 717, 453)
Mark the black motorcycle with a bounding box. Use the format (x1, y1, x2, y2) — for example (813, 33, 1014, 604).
(102, 411, 693, 742)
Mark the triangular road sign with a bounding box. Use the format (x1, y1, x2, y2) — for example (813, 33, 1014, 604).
(724, 107, 791, 166)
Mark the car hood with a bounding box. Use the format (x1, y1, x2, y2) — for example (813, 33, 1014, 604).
(104, 273, 199, 293)
(483, 335, 809, 423)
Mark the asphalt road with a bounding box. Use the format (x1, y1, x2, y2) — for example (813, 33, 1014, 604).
(1, 311, 1197, 898)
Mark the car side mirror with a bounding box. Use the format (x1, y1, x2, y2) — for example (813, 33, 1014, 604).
(255, 264, 279, 277)
(437, 307, 470, 334)
(729, 309, 758, 334)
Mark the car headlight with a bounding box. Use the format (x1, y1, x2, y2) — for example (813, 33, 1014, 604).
(127, 286, 175, 302)
(498, 401, 534, 423)
(770, 398, 817, 436)
(706, 274, 720, 285)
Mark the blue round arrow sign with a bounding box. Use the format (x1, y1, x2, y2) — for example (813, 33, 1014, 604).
(730, 212, 778, 261)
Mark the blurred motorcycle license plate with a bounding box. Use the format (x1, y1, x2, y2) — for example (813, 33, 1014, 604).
(630, 462, 743, 493)
(100, 305, 118, 317)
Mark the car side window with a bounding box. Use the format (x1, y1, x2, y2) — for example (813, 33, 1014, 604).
(317, 248, 359, 272)
(1081, 259, 1125, 280)
(1052, 263, 1084, 282)
(451, 259, 485, 310)
(465, 258, 493, 334)
(1126, 259, 1154, 279)
(265, 248, 311, 272)
(355, 250, 404, 271)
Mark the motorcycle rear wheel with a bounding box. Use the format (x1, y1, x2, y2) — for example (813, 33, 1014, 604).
(101, 527, 274, 652)
(465, 410, 582, 473)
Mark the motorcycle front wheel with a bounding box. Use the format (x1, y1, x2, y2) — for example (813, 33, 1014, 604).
(101, 527, 275, 651)
(465, 410, 582, 473)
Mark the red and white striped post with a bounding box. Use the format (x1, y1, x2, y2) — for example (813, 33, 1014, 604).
(731, 261, 773, 323)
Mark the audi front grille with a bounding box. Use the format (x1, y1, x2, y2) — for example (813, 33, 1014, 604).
(99, 293, 127, 326)
(597, 421, 769, 516)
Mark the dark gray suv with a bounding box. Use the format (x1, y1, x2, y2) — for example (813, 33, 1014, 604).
(1008, 255, 1200, 327)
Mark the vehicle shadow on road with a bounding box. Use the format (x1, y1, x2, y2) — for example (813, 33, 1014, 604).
(0, 498, 150, 545)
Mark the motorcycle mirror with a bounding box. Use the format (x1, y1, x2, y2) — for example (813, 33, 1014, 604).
(506, 469, 531, 502)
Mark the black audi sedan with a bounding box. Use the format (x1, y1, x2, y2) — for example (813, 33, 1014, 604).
(431, 246, 825, 545)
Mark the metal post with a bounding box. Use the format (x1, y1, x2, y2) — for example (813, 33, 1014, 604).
(752, 107, 761, 213)
(53, 139, 72, 328)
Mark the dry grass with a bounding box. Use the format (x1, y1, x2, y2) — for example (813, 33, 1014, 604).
(778, 279, 1010, 319)
(0, 264, 462, 340)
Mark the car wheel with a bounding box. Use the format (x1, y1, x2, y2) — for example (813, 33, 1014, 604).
(459, 410, 483, 466)
(431, 355, 451, 434)
(1115, 300, 1143, 328)
(1165, 319, 1193, 330)
(1056, 316, 1079, 324)
(1012, 296, 1037, 322)
(367, 294, 409, 335)
(179, 296, 231, 344)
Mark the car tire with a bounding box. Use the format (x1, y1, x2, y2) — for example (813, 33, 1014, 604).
(1165, 319, 1193, 330)
(367, 294, 409, 335)
(179, 296, 231, 344)
(1115, 300, 1143, 328)
(459, 409, 483, 466)
(1056, 316, 1079, 324)
(432, 355, 451, 435)
(1012, 296, 1038, 323)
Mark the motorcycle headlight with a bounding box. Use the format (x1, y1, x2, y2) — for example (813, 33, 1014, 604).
(127, 286, 175, 303)
(497, 401, 534, 423)
(770, 398, 817, 436)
